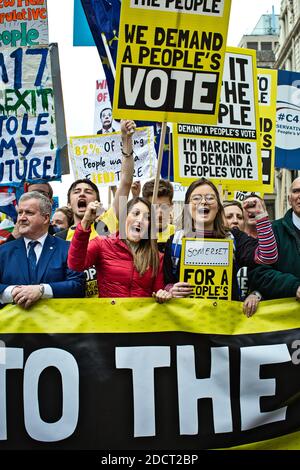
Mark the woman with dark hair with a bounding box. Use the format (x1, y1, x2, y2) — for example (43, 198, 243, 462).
(68, 196, 170, 301)
(163, 178, 277, 313)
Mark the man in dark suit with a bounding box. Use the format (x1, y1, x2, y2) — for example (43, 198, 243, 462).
(0, 191, 84, 309)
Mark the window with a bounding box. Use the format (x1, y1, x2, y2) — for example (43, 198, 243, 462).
(261, 42, 272, 50)
(247, 42, 258, 50)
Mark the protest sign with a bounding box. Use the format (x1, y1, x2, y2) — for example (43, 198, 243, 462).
(180, 237, 233, 301)
(1, 297, 300, 450)
(113, 0, 232, 124)
(172, 182, 187, 202)
(258, 68, 277, 193)
(0, 0, 48, 47)
(227, 191, 264, 202)
(93, 79, 120, 135)
(226, 190, 262, 202)
(173, 47, 263, 192)
(276, 69, 300, 170)
(69, 127, 157, 186)
(49, 43, 69, 175)
(0, 45, 61, 186)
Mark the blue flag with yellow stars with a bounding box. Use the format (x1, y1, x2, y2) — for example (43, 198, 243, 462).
(81, 0, 174, 180)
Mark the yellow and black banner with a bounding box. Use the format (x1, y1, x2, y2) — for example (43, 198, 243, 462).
(113, 0, 232, 124)
(1, 297, 300, 450)
(258, 68, 277, 193)
(174, 47, 263, 192)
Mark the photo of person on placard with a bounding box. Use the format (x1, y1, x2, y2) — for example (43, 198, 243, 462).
(97, 107, 119, 134)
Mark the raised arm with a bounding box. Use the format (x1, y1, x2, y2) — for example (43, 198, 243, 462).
(243, 197, 278, 265)
(254, 214, 278, 264)
(68, 201, 101, 272)
(113, 120, 136, 220)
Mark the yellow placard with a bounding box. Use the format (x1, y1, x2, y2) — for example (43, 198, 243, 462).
(113, 0, 232, 124)
(173, 47, 263, 192)
(258, 68, 278, 194)
(179, 237, 233, 301)
(225, 190, 263, 202)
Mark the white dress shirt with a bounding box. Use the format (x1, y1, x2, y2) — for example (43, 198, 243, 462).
(292, 212, 300, 231)
(0, 233, 53, 304)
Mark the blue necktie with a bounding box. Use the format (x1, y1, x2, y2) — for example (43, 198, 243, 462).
(28, 241, 39, 284)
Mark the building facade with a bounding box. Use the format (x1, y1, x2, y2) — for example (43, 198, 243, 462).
(239, 13, 279, 68)
(239, 11, 279, 217)
(274, 0, 300, 217)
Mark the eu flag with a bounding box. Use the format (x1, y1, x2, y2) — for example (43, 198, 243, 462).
(81, 0, 120, 102)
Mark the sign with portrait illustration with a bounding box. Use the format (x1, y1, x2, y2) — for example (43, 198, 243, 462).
(69, 127, 157, 186)
(179, 238, 233, 301)
(173, 47, 263, 192)
(113, 0, 232, 124)
(93, 79, 120, 134)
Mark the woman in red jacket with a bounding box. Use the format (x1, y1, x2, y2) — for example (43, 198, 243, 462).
(68, 197, 170, 301)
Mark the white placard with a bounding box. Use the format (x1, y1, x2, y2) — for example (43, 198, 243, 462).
(184, 239, 230, 266)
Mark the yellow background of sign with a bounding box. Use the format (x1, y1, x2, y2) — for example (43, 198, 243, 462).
(113, 0, 231, 124)
(258, 68, 278, 194)
(225, 190, 264, 201)
(1, 297, 300, 449)
(179, 237, 233, 301)
(173, 47, 264, 193)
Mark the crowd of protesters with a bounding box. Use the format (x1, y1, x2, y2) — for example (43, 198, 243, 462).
(0, 121, 299, 316)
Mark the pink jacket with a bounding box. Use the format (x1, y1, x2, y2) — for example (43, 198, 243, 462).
(68, 224, 164, 298)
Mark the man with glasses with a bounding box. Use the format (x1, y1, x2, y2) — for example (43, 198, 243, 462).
(249, 176, 300, 300)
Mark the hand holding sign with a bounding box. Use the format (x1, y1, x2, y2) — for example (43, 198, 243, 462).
(243, 293, 260, 318)
(152, 289, 172, 303)
(121, 119, 136, 136)
(170, 282, 194, 298)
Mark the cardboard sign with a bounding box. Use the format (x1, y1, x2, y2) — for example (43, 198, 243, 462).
(69, 127, 157, 186)
(258, 69, 277, 193)
(226, 190, 262, 202)
(174, 47, 263, 192)
(0, 46, 60, 185)
(180, 237, 233, 300)
(113, 0, 232, 124)
(0, 0, 48, 47)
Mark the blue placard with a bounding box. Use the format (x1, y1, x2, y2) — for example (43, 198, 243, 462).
(276, 70, 300, 170)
